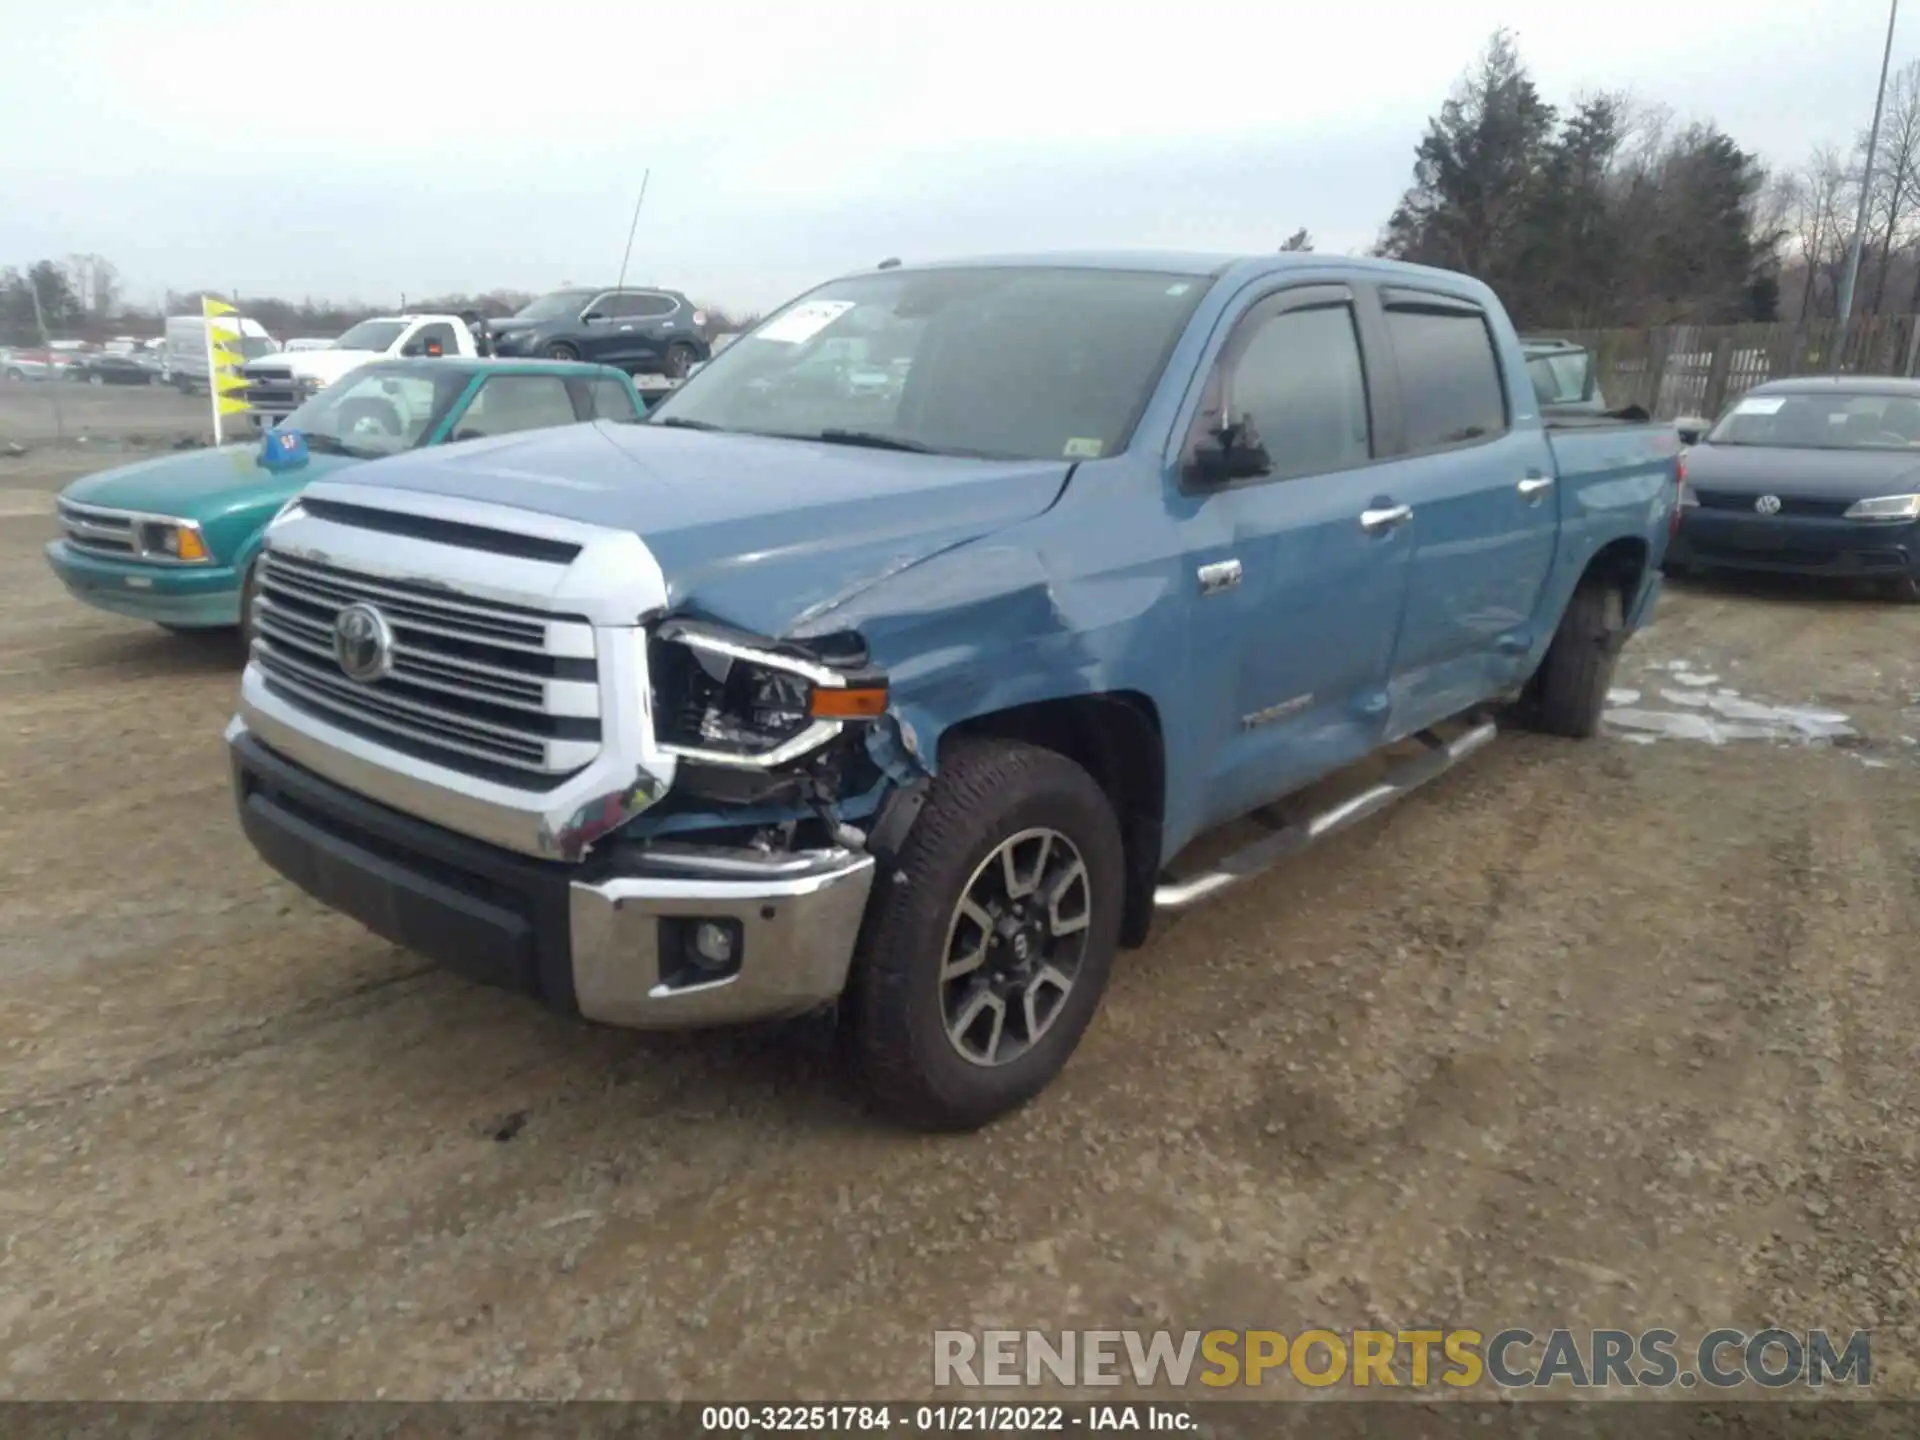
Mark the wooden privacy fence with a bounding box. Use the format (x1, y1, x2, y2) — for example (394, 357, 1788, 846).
(1554, 316, 1920, 420)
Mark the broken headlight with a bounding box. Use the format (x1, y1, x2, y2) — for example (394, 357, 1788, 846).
(649, 619, 887, 771)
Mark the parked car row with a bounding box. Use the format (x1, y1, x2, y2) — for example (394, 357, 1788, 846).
(47, 356, 650, 632)
(1666, 375, 1920, 600)
(1, 346, 57, 381)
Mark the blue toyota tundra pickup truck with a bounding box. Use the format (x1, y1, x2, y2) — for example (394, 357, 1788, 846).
(225, 252, 1678, 1130)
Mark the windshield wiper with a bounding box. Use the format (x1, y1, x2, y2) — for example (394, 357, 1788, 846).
(805, 428, 937, 454)
(652, 416, 721, 431)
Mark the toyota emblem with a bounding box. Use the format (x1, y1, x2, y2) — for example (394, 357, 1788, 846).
(332, 602, 394, 683)
(1754, 494, 1783, 515)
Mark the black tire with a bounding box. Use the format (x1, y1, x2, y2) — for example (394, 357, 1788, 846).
(3, 367, 22, 382)
(1523, 576, 1625, 739)
(87, 372, 105, 386)
(1882, 575, 1920, 603)
(545, 343, 580, 362)
(841, 737, 1126, 1131)
(664, 343, 697, 379)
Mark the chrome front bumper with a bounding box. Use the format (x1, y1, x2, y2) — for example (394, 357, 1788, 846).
(229, 720, 875, 1028)
(570, 846, 876, 1027)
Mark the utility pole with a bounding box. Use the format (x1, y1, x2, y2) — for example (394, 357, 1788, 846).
(1835, 0, 1901, 372)
(616, 170, 651, 290)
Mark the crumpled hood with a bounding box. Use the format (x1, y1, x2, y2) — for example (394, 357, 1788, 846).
(1685, 441, 1920, 499)
(61, 444, 361, 520)
(316, 420, 1072, 636)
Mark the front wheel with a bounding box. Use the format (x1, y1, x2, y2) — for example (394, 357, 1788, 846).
(841, 737, 1125, 1131)
(87, 372, 105, 386)
(545, 343, 580, 362)
(664, 343, 697, 379)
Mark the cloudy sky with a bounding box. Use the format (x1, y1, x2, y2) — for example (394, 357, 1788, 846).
(0, 0, 1912, 314)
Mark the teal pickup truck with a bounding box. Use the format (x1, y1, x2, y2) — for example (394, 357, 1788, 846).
(46, 357, 647, 634)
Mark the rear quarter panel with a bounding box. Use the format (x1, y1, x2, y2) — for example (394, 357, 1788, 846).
(1541, 422, 1678, 632)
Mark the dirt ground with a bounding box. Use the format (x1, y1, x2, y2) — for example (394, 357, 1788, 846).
(0, 376, 216, 450)
(6, 402, 1920, 1404)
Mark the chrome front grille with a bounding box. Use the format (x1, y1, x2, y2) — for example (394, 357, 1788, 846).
(57, 500, 137, 556)
(1693, 490, 1853, 517)
(242, 365, 301, 418)
(252, 549, 601, 785)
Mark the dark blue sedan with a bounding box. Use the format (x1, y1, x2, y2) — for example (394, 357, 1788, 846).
(1669, 376, 1920, 599)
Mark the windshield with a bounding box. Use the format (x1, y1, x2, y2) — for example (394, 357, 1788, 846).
(334, 320, 407, 352)
(512, 290, 598, 323)
(279, 365, 468, 459)
(1706, 391, 1920, 449)
(646, 266, 1210, 461)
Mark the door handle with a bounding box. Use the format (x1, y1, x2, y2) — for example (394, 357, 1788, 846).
(1359, 503, 1412, 534)
(1517, 476, 1555, 500)
(1197, 558, 1242, 595)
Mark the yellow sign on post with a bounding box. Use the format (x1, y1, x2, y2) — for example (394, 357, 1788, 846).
(200, 297, 251, 438)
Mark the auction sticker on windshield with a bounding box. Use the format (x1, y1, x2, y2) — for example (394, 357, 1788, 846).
(1733, 396, 1785, 415)
(757, 300, 856, 345)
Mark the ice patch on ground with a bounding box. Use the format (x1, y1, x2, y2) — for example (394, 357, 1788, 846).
(1605, 665, 1856, 747)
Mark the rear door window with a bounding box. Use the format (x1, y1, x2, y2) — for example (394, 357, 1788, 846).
(455, 375, 581, 438)
(585, 376, 642, 420)
(624, 292, 680, 320)
(1383, 297, 1510, 450)
(407, 322, 458, 357)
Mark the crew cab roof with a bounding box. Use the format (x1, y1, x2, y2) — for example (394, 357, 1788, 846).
(855, 250, 1506, 307)
(315, 356, 633, 380)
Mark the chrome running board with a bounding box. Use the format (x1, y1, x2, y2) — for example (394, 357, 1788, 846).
(1152, 717, 1499, 913)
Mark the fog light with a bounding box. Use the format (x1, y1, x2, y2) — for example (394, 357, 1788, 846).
(693, 921, 736, 967)
(658, 916, 744, 989)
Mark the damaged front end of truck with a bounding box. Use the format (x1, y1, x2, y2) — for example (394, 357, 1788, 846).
(224, 475, 967, 1035)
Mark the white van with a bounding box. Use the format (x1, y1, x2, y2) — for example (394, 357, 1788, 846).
(164, 314, 279, 395)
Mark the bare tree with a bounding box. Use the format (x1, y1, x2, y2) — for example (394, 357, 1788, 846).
(1792, 146, 1851, 318)
(1279, 227, 1314, 252)
(1860, 59, 1920, 311)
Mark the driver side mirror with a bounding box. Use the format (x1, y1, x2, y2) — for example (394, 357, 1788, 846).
(581, 310, 604, 324)
(1674, 416, 1710, 446)
(1188, 416, 1272, 485)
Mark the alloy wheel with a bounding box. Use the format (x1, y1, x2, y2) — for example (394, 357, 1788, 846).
(939, 827, 1093, 1067)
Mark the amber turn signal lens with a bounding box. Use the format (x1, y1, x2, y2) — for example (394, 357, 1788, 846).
(176, 528, 209, 562)
(810, 685, 888, 720)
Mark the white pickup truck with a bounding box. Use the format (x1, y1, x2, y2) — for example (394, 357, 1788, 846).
(239, 314, 481, 428)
